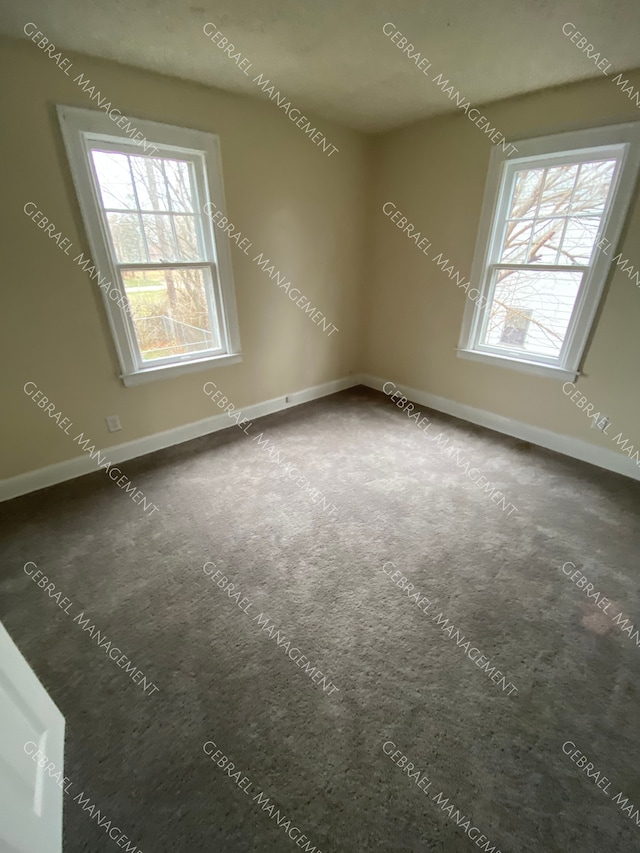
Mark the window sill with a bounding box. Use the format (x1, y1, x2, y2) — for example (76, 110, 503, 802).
(456, 348, 579, 381)
(121, 352, 243, 386)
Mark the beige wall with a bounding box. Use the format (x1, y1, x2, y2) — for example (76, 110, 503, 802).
(3, 31, 640, 484)
(365, 70, 640, 455)
(0, 36, 370, 478)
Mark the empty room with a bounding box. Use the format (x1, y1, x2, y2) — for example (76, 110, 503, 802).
(2, 1, 640, 851)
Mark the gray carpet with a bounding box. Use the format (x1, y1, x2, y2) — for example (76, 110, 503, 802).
(1, 385, 640, 852)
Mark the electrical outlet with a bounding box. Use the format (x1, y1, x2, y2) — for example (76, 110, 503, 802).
(106, 415, 122, 432)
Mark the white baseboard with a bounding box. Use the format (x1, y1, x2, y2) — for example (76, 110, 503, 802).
(4, 371, 637, 502)
(359, 373, 640, 482)
(0, 375, 359, 502)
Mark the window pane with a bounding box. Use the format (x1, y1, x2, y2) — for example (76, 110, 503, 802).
(482, 268, 583, 358)
(141, 214, 179, 262)
(106, 213, 147, 262)
(559, 217, 601, 264)
(91, 151, 137, 210)
(164, 160, 195, 213)
(122, 268, 220, 361)
(129, 156, 170, 211)
(174, 215, 201, 260)
(506, 169, 543, 220)
(571, 160, 616, 215)
(537, 164, 579, 217)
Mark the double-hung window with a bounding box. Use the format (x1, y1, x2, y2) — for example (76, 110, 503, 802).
(458, 122, 640, 380)
(58, 105, 241, 385)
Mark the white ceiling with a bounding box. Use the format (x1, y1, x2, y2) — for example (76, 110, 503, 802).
(2, 0, 640, 132)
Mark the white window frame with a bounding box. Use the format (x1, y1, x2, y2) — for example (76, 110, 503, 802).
(458, 121, 640, 381)
(57, 105, 242, 386)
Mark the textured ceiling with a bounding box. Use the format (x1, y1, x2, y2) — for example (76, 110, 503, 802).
(2, 0, 640, 132)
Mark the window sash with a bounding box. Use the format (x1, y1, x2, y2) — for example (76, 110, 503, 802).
(115, 262, 227, 370)
(473, 263, 588, 365)
(86, 142, 211, 252)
